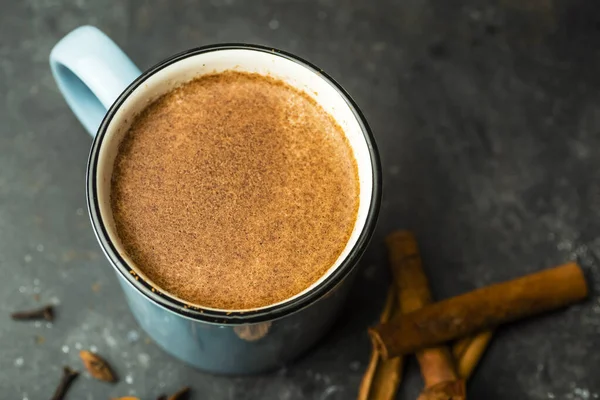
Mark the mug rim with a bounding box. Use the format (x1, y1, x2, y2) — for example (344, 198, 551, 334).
(87, 43, 382, 324)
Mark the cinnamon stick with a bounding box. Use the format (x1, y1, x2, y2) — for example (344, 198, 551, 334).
(452, 331, 494, 379)
(357, 286, 403, 400)
(370, 262, 588, 359)
(385, 231, 465, 400)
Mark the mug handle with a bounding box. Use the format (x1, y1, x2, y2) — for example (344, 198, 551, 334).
(49, 26, 141, 136)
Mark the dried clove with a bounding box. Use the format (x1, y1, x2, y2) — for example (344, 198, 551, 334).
(50, 366, 79, 400)
(80, 350, 117, 382)
(11, 305, 54, 321)
(168, 386, 191, 400)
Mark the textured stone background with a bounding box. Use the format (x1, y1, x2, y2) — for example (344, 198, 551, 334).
(1, 0, 600, 398)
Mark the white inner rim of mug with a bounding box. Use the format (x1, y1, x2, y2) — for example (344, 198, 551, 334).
(95, 48, 374, 312)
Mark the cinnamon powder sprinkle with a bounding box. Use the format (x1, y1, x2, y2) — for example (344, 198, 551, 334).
(111, 71, 359, 310)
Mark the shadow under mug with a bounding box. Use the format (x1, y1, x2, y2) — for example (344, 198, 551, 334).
(50, 25, 382, 374)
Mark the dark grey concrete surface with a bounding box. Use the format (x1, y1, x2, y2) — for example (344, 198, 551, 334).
(1, 0, 600, 398)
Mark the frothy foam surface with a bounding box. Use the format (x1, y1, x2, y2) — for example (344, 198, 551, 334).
(111, 71, 359, 310)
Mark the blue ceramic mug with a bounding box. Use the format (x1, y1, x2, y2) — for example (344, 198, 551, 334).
(50, 26, 381, 374)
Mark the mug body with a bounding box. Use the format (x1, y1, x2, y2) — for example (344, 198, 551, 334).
(52, 27, 381, 374)
(116, 267, 358, 373)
